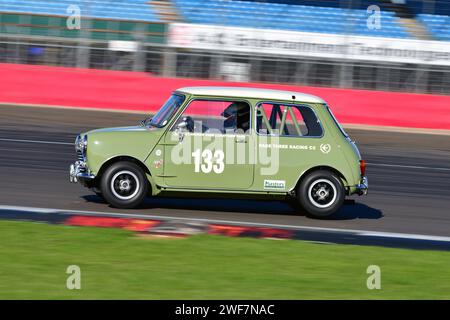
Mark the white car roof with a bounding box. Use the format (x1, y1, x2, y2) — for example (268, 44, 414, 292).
(175, 86, 325, 104)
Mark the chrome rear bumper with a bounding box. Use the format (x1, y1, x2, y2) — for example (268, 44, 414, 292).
(355, 176, 368, 195)
(69, 161, 95, 184)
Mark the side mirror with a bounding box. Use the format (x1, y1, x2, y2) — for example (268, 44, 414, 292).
(175, 117, 194, 142)
(176, 120, 188, 130)
(175, 121, 188, 142)
(176, 116, 194, 132)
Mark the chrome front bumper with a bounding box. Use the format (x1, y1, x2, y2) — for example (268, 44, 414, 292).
(69, 161, 95, 184)
(355, 176, 369, 195)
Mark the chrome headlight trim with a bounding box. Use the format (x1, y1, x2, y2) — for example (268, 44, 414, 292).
(75, 135, 80, 152)
(75, 135, 88, 155)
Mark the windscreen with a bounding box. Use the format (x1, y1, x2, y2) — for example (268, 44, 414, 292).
(149, 94, 185, 128)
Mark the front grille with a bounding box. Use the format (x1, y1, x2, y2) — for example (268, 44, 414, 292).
(76, 151, 87, 173)
(76, 150, 84, 161)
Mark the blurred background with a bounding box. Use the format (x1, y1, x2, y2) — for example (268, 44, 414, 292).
(0, 0, 449, 95)
(1, 1, 450, 300)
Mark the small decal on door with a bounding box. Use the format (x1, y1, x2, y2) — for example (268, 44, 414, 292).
(153, 159, 163, 169)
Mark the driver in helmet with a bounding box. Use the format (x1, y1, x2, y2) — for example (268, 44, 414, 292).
(221, 102, 250, 133)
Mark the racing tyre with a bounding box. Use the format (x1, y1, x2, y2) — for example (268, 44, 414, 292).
(297, 170, 345, 218)
(100, 161, 149, 209)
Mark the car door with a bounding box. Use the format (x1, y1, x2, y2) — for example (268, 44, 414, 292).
(162, 98, 254, 189)
(253, 102, 325, 192)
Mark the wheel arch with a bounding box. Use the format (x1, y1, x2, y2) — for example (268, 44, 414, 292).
(94, 155, 158, 196)
(93, 155, 151, 186)
(293, 165, 348, 194)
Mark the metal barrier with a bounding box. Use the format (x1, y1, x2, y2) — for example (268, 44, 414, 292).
(1, 35, 449, 95)
(1, 0, 450, 96)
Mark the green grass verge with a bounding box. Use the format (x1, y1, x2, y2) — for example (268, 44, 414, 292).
(0, 220, 449, 299)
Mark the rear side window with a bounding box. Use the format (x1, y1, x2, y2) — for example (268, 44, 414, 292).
(256, 103, 323, 137)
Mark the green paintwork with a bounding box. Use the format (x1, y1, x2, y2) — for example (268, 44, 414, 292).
(81, 92, 363, 197)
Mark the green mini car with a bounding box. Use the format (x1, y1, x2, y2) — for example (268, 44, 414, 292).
(69, 87, 368, 217)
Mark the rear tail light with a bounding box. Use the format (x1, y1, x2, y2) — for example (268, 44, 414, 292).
(360, 160, 366, 177)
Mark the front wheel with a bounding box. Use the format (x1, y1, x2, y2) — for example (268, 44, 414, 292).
(100, 161, 149, 209)
(296, 170, 345, 218)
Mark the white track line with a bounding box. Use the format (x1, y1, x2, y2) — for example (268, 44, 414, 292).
(366, 162, 450, 172)
(0, 138, 72, 145)
(1, 204, 450, 242)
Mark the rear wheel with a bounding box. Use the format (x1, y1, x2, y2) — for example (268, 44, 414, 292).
(296, 170, 345, 218)
(100, 161, 149, 209)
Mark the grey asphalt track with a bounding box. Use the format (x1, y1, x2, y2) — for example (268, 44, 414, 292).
(1, 105, 449, 237)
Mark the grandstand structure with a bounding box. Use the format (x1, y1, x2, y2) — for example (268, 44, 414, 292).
(0, 0, 449, 94)
(419, 13, 450, 41)
(175, 0, 411, 38)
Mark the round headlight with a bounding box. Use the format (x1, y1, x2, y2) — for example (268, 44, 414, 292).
(75, 135, 88, 153)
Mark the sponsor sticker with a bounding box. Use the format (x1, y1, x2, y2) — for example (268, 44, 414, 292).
(153, 159, 163, 169)
(264, 180, 286, 190)
(320, 143, 331, 154)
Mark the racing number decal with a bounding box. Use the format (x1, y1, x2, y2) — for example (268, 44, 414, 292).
(212, 149, 225, 173)
(192, 149, 225, 174)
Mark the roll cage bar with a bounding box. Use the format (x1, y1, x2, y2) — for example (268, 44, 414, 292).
(256, 104, 304, 136)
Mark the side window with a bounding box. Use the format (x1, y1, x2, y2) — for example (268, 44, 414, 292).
(256, 103, 322, 137)
(172, 100, 251, 134)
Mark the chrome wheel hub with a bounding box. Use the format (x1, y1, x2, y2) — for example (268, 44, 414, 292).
(316, 187, 329, 200)
(308, 179, 337, 209)
(119, 179, 131, 191)
(110, 170, 140, 200)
